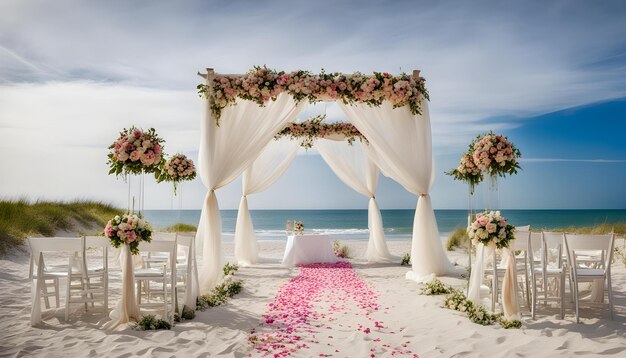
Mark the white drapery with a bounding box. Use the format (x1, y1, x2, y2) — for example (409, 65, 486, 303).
(234, 137, 300, 266)
(316, 138, 392, 262)
(197, 93, 305, 292)
(338, 100, 451, 278)
(467, 244, 519, 320)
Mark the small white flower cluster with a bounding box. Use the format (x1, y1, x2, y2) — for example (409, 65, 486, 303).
(467, 210, 513, 250)
(419, 279, 452, 295)
(294, 221, 304, 234)
(443, 290, 497, 326)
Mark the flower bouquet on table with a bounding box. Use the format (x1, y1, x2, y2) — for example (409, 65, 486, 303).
(466, 210, 515, 251)
(104, 213, 152, 255)
(157, 153, 196, 194)
(107, 126, 165, 177)
(294, 221, 304, 235)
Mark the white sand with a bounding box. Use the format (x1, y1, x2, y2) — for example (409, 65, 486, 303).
(1, 239, 625, 357)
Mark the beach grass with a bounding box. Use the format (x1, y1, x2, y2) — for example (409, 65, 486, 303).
(0, 199, 120, 256)
(550, 222, 626, 237)
(446, 227, 469, 251)
(162, 223, 197, 232)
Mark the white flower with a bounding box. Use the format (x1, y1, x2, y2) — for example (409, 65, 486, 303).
(137, 218, 146, 229)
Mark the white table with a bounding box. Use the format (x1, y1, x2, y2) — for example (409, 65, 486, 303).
(282, 234, 339, 267)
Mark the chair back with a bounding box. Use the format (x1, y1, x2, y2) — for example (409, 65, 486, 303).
(527, 232, 543, 272)
(541, 232, 564, 269)
(564, 233, 615, 273)
(27, 237, 83, 278)
(510, 229, 530, 251)
(516, 225, 531, 232)
(152, 232, 177, 241)
(83, 236, 109, 272)
(139, 238, 177, 269)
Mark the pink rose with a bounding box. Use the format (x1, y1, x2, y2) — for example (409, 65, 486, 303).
(125, 230, 136, 243)
(477, 216, 489, 226)
(104, 223, 114, 237)
(154, 143, 161, 154)
(129, 151, 140, 161)
(133, 129, 141, 138)
(486, 223, 497, 233)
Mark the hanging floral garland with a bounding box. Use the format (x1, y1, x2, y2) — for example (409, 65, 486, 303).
(274, 114, 367, 149)
(107, 126, 165, 176)
(197, 66, 429, 124)
(446, 131, 521, 193)
(156, 153, 197, 194)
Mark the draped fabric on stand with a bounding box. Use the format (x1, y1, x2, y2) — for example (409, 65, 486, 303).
(316, 138, 392, 262)
(338, 99, 451, 279)
(234, 137, 300, 266)
(196, 93, 305, 292)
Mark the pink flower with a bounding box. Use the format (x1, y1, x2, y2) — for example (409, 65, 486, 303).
(486, 223, 497, 233)
(133, 129, 141, 138)
(104, 222, 114, 237)
(477, 216, 489, 226)
(154, 143, 161, 154)
(125, 230, 136, 243)
(129, 151, 140, 162)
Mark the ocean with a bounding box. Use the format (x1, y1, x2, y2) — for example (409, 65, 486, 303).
(142, 209, 626, 240)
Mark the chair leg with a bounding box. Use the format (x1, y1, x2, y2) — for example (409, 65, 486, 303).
(531, 275, 537, 320)
(525, 270, 530, 307)
(573, 279, 580, 323)
(560, 274, 565, 319)
(65, 277, 71, 321)
(607, 276, 614, 320)
(54, 279, 60, 308)
(42, 280, 51, 309)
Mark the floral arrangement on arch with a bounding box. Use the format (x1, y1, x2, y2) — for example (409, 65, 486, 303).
(294, 221, 304, 234)
(466, 210, 515, 250)
(446, 131, 521, 193)
(107, 127, 165, 176)
(197, 66, 429, 124)
(274, 114, 367, 149)
(157, 153, 196, 193)
(104, 213, 152, 255)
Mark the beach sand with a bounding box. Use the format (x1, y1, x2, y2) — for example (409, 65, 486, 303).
(1, 238, 625, 357)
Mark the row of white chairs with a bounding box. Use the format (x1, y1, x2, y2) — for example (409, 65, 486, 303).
(28, 233, 196, 322)
(488, 229, 615, 323)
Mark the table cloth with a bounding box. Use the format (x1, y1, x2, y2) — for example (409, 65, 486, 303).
(282, 234, 338, 267)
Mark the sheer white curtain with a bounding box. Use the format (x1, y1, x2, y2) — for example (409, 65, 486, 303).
(234, 137, 300, 266)
(197, 92, 305, 292)
(316, 138, 392, 262)
(338, 99, 451, 279)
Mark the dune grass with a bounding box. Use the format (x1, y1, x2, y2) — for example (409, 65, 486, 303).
(0, 199, 120, 256)
(446, 227, 469, 251)
(549, 222, 626, 237)
(162, 223, 197, 232)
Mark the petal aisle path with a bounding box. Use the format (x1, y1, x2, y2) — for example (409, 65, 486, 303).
(248, 262, 418, 357)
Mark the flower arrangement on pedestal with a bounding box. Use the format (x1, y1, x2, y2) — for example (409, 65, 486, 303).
(107, 127, 165, 177)
(157, 153, 197, 193)
(197, 66, 429, 124)
(466, 210, 515, 251)
(294, 221, 304, 234)
(446, 131, 521, 193)
(274, 114, 367, 149)
(104, 213, 153, 255)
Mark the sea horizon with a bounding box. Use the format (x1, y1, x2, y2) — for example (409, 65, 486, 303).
(142, 208, 626, 240)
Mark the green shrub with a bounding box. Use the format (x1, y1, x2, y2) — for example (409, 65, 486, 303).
(162, 223, 197, 232)
(419, 278, 453, 295)
(401, 253, 411, 266)
(136, 315, 171, 330)
(223, 262, 239, 276)
(446, 227, 469, 251)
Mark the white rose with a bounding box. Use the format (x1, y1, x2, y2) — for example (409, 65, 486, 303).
(137, 218, 146, 229)
(114, 215, 120, 222)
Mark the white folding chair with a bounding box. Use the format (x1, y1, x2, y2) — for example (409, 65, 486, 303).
(27, 237, 82, 321)
(66, 236, 109, 319)
(531, 232, 566, 319)
(564, 233, 615, 323)
(134, 238, 177, 318)
(528, 232, 544, 319)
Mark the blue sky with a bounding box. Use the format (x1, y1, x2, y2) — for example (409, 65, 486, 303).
(0, 0, 625, 209)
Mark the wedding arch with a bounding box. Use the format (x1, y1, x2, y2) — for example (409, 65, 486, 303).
(195, 66, 451, 292)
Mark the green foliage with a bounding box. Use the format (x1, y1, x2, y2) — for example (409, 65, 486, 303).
(274, 114, 367, 149)
(223, 262, 239, 276)
(440, 283, 522, 328)
(162, 223, 197, 232)
(401, 253, 411, 266)
(0, 199, 119, 256)
(550, 223, 626, 237)
(196, 263, 244, 311)
(332, 240, 350, 258)
(136, 315, 171, 330)
(446, 227, 469, 251)
(419, 279, 453, 295)
(181, 305, 195, 320)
